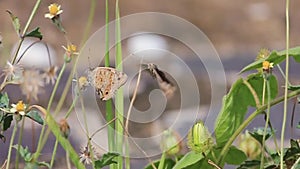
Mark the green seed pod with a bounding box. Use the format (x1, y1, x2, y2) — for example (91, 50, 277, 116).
(160, 129, 181, 155)
(187, 121, 214, 153)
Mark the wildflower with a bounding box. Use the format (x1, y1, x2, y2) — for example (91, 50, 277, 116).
(262, 61, 273, 73)
(79, 144, 98, 165)
(160, 129, 182, 155)
(44, 3, 63, 19)
(20, 69, 44, 101)
(59, 119, 70, 138)
(238, 131, 261, 159)
(3, 61, 23, 81)
(63, 44, 79, 63)
(78, 76, 89, 91)
(187, 121, 214, 153)
(42, 66, 58, 85)
(10, 101, 26, 116)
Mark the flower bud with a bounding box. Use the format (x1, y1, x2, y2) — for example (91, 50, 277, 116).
(238, 131, 261, 159)
(187, 121, 214, 153)
(160, 129, 182, 155)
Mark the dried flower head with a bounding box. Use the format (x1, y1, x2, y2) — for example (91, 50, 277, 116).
(78, 76, 89, 91)
(44, 3, 63, 19)
(20, 69, 44, 101)
(79, 144, 99, 165)
(63, 44, 79, 63)
(3, 61, 23, 81)
(10, 100, 26, 116)
(42, 66, 58, 85)
(59, 119, 70, 138)
(256, 48, 270, 60)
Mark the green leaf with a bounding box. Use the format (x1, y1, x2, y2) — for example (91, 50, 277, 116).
(2, 115, 13, 131)
(26, 110, 44, 125)
(94, 152, 119, 169)
(0, 93, 9, 108)
(173, 151, 204, 169)
(215, 78, 253, 146)
(13, 145, 32, 162)
(24, 27, 43, 40)
(248, 127, 272, 145)
(288, 85, 300, 91)
(0, 134, 6, 143)
(240, 47, 300, 73)
(215, 74, 278, 146)
(237, 160, 260, 169)
(144, 158, 175, 169)
(225, 146, 247, 165)
(6, 10, 21, 35)
(36, 161, 50, 168)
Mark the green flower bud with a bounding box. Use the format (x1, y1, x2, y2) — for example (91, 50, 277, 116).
(160, 129, 181, 155)
(187, 121, 214, 153)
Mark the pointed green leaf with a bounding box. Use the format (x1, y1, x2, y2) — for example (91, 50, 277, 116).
(24, 27, 43, 40)
(13, 145, 32, 162)
(241, 47, 300, 73)
(26, 110, 44, 125)
(173, 151, 204, 169)
(0, 134, 6, 143)
(225, 146, 247, 165)
(0, 93, 9, 108)
(37, 161, 50, 168)
(215, 78, 253, 146)
(6, 10, 21, 35)
(215, 74, 278, 146)
(94, 152, 119, 169)
(2, 115, 13, 131)
(248, 127, 272, 145)
(288, 85, 300, 91)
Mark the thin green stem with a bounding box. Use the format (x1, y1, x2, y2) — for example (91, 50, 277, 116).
(281, 0, 290, 168)
(15, 117, 25, 168)
(50, 140, 59, 168)
(11, 0, 43, 64)
(6, 119, 18, 169)
(217, 88, 300, 166)
(34, 62, 66, 161)
(47, 62, 66, 111)
(158, 151, 166, 169)
(64, 94, 78, 119)
(260, 79, 271, 169)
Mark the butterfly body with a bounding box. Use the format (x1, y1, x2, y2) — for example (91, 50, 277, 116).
(88, 67, 127, 100)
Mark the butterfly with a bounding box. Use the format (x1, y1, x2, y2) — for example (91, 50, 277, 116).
(142, 63, 176, 98)
(87, 67, 127, 101)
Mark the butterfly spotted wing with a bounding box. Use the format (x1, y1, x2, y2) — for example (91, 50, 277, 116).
(88, 67, 127, 100)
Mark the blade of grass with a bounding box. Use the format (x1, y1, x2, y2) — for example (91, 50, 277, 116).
(104, 2, 116, 169)
(115, 0, 124, 168)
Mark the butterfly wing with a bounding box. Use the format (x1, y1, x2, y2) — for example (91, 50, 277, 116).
(89, 67, 127, 101)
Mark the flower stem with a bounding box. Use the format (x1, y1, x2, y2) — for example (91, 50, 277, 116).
(281, 0, 290, 168)
(50, 140, 59, 168)
(15, 117, 25, 169)
(6, 119, 18, 169)
(11, 0, 43, 64)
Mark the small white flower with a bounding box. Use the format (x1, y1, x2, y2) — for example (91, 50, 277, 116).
(10, 101, 26, 116)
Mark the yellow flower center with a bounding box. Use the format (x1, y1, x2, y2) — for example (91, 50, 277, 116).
(262, 61, 270, 70)
(16, 101, 25, 112)
(67, 44, 77, 53)
(49, 4, 60, 15)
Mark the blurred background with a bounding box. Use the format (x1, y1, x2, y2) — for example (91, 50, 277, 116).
(1, 0, 300, 168)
